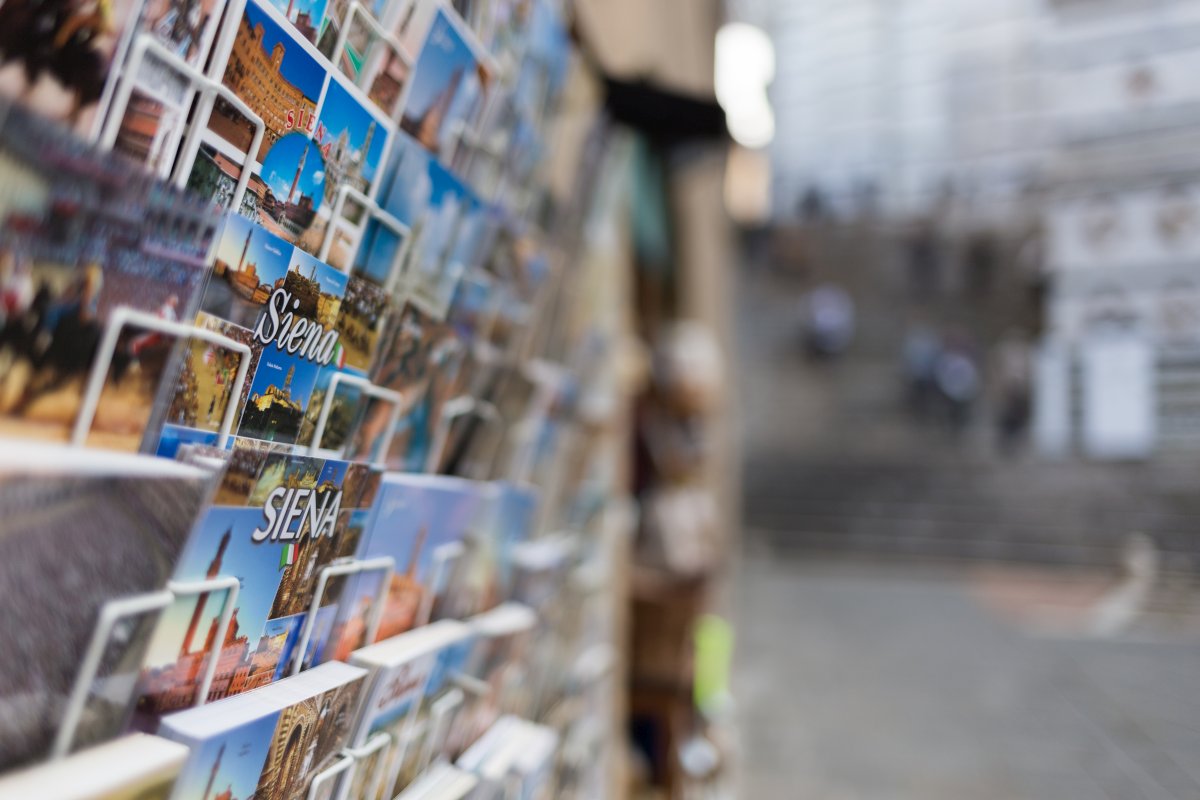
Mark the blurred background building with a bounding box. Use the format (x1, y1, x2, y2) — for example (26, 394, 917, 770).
(565, 0, 1200, 796)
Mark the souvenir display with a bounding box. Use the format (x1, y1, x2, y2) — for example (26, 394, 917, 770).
(0, 0, 630, 796)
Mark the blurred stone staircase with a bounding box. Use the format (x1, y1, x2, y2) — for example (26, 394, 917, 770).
(740, 222, 1200, 577)
(742, 454, 1200, 573)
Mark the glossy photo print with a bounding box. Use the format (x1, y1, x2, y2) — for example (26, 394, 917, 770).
(400, 5, 492, 163)
(0, 0, 140, 138)
(303, 76, 391, 263)
(0, 102, 218, 450)
(186, 0, 332, 245)
(0, 448, 212, 770)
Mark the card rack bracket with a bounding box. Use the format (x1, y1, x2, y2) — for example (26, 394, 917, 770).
(291, 556, 396, 676)
(426, 396, 501, 477)
(333, 1, 415, 121)
(71, 306, 253, 450)
(345, 730, 394, 800)
(316, 184, 412, 292)
(415, 540, 466, 627)
(52, 590, 175, 759)
(306, 752, 355, 800)
(53, 573, 242, 759)
(308, 373, 405, 466)
(167, 575, 244, 707)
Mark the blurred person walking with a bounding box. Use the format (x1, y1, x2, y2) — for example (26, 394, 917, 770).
(801, 282, 855, 360)
(902, 323, 940, 421)
(935, 331, 980, 437)
(993, 329, 1033, 455)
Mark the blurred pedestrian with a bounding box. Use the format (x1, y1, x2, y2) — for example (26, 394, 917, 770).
(935, 332, 979, 436)
(801, 282, 855, 360)
(906, 218, 942, 298)
(964, 230, 998, 297)
(902, 323, 940, 421)
(993, 329, 1032, 455)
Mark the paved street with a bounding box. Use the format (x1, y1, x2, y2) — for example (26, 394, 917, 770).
(733, 247, 1200, 799)
(733, 554, 1200, 799)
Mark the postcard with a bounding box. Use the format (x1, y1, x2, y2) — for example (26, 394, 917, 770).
(110, 49, 196, 179)
(139, 0, 226, 65)
(426, 483, 502, 621)
(375, 129, 476, 314)
(303, 76, 393, 267)
(106, 0, 230, 176)
(399, 4, 492, 164)
(188, 211, 353, 447)
(354, 474, 482, 642)
(445, 265, 498, 380)
(132, 450, 363, 730)
(510, 0, 569, 127)
(322, 0, 438, 120)
(334, 274, 391, 374)
(346, 620, 472, 800)
(0, 444, 213, 770)
(265, 0, 330, 44)
(184, 0, 332, 246)
(354, 299, 463, 467)
(160, 661, 366, 800)
(293, 463, 383, 670)
(0, 0, 141, 139)
(237, 336, 324, 443)
(484, 482, 539, 608)
(299, 508, 382, 667)
(0, 100, 219, 450)
(161, 312, 260, 443)
(211, 0, 326, 165)
(296, 363, 362, 451)
(346, 209, 408, 288)
(391, 327, 466, 471)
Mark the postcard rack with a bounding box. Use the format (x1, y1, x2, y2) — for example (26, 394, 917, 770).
(54, 574, 242, 759)
(0, 0, 642, 792)
(99, 32, 266, 211)
(309, 730, 392, 800)
(292, 556, 397, 676)
(308, 372, 406, 464)
(72, 305, 253, 448)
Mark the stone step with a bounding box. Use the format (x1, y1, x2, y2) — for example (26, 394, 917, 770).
(742, 457, 1200, 570)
